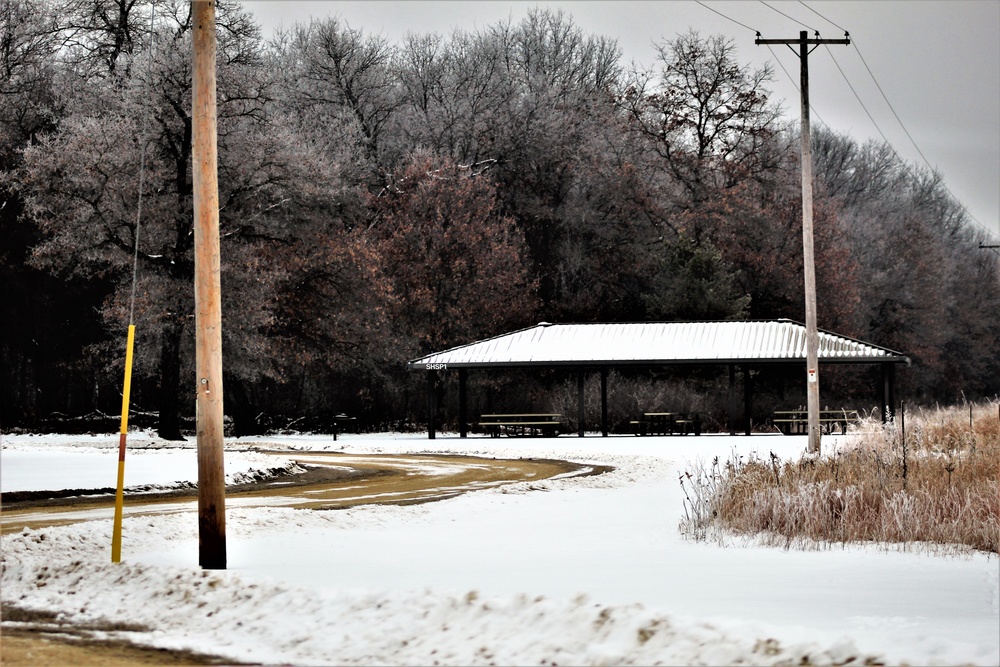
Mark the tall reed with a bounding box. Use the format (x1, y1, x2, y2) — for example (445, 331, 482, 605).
(679, 401, 1000, 553)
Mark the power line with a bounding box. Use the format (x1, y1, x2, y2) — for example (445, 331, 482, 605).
(823, 45, 896, 153)
(795, 3, 996, 238)
(696, 0, 998, 240)
(851, 42, 935, 177)
(129, 0, 156, 327)
(850, 37, 996, 237)
(765, 43, 828, 128)
(797, 0, 847, 33)
(758, 1, 818, 33)
(692, 2, 825, 124)
(693, 1, 758, 34)
(820, 44, 989, 234)
(765, 44, 799, 92)
(692, 3, 831, 129)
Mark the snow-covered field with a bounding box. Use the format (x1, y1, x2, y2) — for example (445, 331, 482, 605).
(2, 430, 998, 666)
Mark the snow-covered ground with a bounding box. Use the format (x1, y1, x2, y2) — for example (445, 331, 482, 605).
(2, 430, 998, 666)
(0, 432, 297, 493)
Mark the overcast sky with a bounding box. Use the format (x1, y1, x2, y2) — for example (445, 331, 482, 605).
(244, 0, 1000, 241)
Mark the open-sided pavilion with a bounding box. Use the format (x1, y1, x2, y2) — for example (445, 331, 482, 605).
(407, 319, 909, 438)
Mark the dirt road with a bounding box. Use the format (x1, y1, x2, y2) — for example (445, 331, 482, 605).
(1, 451, 606, 533)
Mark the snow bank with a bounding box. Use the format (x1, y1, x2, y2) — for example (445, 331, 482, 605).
(3, 512, 881, 667)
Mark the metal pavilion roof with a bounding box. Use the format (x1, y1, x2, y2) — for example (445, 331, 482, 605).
(407, 320, 909, 369)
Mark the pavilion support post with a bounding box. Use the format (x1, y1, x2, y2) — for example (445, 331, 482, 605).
(600, 367, 609, 437)
(887, 363, 897, 421)
(744, 366, 753, 436)
(728, 364, 737, 436)
(427, 370, 437, 439)
(577, 371, 586, 437)
(458, 368, 468, 438)
(878, 364, 887, 423)
(881, 363, 896, 423)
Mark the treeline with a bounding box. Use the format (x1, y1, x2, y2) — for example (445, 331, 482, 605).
(2, 0, 998, 437)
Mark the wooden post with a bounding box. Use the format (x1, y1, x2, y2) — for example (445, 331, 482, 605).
(577, 371, 585, 437)
(192, 0, 226, 570)
(757, 30, 850, 454)
(797, 30, 822, 454)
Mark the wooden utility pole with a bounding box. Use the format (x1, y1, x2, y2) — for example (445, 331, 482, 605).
(192, 0, 226, 569)
(756, 31, 849, 454)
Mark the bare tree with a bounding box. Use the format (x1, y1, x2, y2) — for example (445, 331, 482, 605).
(279, 16, 404, 170)
(620, 30, 783, 209)
(12, 0, 362, 437)
(0, 0, 64, 160)
(56, 0, 150, 77)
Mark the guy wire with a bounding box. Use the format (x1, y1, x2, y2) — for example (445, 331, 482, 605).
(129, 0, 156, 326)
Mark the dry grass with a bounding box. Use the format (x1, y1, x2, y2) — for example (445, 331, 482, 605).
(680, 401, 1000, 553)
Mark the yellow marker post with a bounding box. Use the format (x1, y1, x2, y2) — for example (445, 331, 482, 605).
(111, 324, 136, 562)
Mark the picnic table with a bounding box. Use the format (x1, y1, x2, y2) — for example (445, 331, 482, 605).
(630, 412, 701, 436)
(478, 413, 564, 437)
(772, 408, 859, 435)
